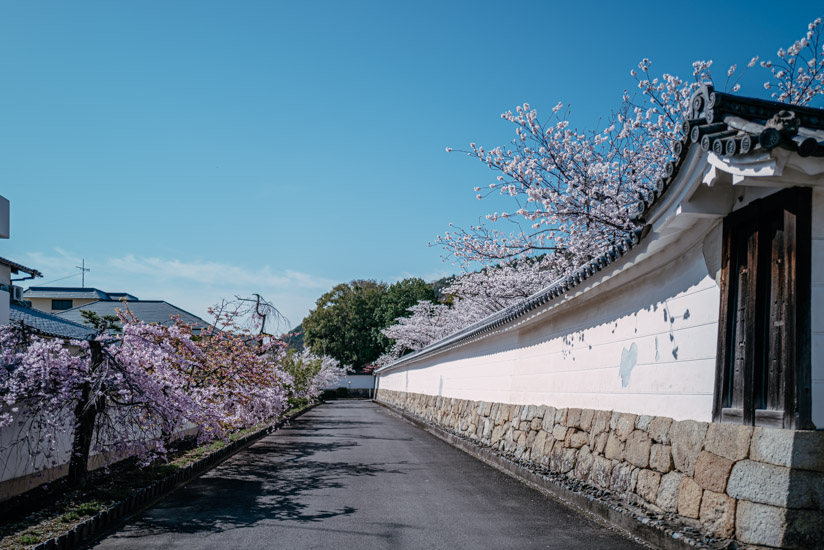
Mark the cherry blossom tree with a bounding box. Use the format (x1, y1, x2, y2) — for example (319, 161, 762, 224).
(0, 319, 212, 488)
(0, 296, 311, 489)
(383, 18, 824, 364)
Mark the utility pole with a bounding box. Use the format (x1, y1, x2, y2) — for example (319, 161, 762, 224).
(75, 259, 90, 288)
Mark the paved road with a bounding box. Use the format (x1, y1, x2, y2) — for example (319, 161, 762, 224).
(90, 401, 646, 549)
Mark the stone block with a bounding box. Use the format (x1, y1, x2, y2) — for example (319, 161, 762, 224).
(784, 508, 824, 550)
(554, 408, 568, 426)
(624, 430, 652, 469)
(566, 408, 583, 429)
(565, 429, 589, 449)
(610, 462, 638, 494)
(540, 407, 557, 431)
(515, 432, 528, 455)
(482, 419, 493, 440)
(656, 471, 683, 512)
(604, 434, 624, 461)
(525, 404, 538, 421)
(501, 404, 513, 422)
(591, 456, 614, 488)
(699, 490, 735, 539)
(650, 444, 673, 473)
(579, 409, 594, 431)
(490, 425, 504, 446)
(551, 424, 567, 441)
(550, 445, 577, 474)
(610, 411, 621, 431)
(530, 430, 548, 459)
(647, 416, 672, 444)
(693, 451, 733, 493)
(727, 460, 824, 509)
(591, 409, 611, 435)
(615, 413, 638, 441)
(727, 460, 791, 508)
(592, 432, 609, 455)
(636, 414, 652, 431)
(735, 500, 786, 548)
(704, 422, 752, 462)
(677, 476, 703, 519)
(575, 446, 594, 481)
(670, 419, 708, 476)
(750, 427, 824, 472)
(636, 469, 661, 503)
(490, 402, 500, 421)
(530, 417, 542, 431)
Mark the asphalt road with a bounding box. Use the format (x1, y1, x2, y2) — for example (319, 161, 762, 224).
(90, 401, 646, 549)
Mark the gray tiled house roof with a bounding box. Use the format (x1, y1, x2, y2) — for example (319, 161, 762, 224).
(56, 300, 210, 332)
(23, 287, 123, 300)
(0, 256, 42, 277)
(9, 304, 96, 340)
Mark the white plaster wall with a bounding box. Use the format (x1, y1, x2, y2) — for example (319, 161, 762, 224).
(0, 408, 74, 484)
(379, 241, 720, 422)
(327, 374, 375, 390)
(811, 188, 824, 429)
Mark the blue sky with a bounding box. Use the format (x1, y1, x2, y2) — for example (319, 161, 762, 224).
(1, 1, 821, 328)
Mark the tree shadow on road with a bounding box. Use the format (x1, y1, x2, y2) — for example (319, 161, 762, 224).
(93, 436, 405, 541)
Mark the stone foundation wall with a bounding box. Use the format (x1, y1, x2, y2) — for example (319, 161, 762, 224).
(376, 389, 824, 549)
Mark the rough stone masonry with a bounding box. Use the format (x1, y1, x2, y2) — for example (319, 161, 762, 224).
(376, 389, 824, 549)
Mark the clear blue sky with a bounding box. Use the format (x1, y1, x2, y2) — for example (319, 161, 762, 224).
(1, 1, 821, 327)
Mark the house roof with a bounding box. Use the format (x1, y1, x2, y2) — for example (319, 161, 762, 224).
(55, 300, 210, 331)
(106, 292, 139, 300)
(9, 303, 97, 340)
(0, 256, 43, 278)
(24, 287, 111, 300)
(377, 87, 824, 373)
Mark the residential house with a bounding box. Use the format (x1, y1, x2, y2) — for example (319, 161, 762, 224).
(1, 195, 92, 340)
(24, 287, 138, 314)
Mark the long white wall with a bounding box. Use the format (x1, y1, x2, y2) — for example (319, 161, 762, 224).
(379, 236, 721, 422)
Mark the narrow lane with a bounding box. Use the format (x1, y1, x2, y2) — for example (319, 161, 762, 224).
(90, 401, 646, 549)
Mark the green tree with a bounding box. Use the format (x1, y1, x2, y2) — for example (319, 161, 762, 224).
(303, 280, 387, 371)
(79, 309, 121, 333)
(374, 277, 437, 347)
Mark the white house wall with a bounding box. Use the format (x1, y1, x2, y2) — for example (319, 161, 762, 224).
(379, 239, 721, 422)
(811, 188, 824, 428)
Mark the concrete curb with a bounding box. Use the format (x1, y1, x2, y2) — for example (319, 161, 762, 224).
(31, 402, 321, 550)
(375, 399, 707, 550)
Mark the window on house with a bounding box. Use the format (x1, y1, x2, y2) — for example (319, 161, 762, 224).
(52, 299, 73, 310)
(714, 187, 812, 429)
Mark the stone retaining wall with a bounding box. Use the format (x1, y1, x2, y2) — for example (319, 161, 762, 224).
(376, 389, 824, 549)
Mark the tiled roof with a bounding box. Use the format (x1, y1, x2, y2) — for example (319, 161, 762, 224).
(106, 293, 139, 300)
(9, 303, 97, 340)
(24, 287, 111, 300)
(0, 256, 42, 277)
(55, 300, 210, 331)
(378, 87, 824, 373)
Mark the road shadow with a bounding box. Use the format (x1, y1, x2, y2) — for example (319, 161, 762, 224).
(94, 435, 405, 541)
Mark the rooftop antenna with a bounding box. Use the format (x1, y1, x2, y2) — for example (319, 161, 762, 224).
(75, 259, 90, 288)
